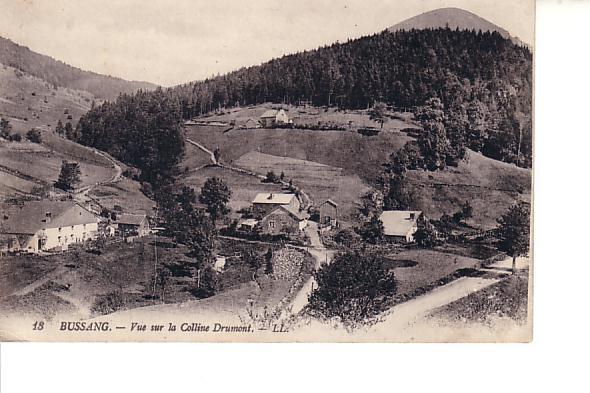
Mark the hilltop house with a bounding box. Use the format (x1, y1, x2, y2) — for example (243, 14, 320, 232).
(319, 199, 338, 227)
(260, 205, 308, 236)
(379, 210, 424, 243)
(259, 109, 290, 127)
(115, 213, 149, 237)
(252, 193, 300, 216)
(0, 201, 100, 253)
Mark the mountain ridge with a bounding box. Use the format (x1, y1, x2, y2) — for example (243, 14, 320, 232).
(389, 7, 528, 47)
(0, 36, 158, 100)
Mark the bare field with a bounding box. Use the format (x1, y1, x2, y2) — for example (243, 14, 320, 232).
(88, 177, 155, 214)
(0, 143, 114, 192)
(0, 171, 38, 198)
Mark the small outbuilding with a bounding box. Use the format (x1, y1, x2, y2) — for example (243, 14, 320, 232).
(116, 213, 150, 237)
(319, 199, 338, 227)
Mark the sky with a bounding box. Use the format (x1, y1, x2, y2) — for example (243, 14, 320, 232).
(0, 0, 534, 87)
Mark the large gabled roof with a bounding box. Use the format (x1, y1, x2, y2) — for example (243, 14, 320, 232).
(253, 193, 296, 205)
(1, 201, 99, 234)
(379, 210, 422, 237)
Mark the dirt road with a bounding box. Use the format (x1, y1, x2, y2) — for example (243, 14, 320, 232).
(288, 221, 334, 314)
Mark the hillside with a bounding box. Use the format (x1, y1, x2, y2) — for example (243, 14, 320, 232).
(180, 105, 530, 228)
(0, 63, 93, 134)
(0, 36, 157, 100)
(388, 7, 528, 47)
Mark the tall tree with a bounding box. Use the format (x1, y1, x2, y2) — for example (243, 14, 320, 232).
(368, 101, 388, 130)
(496, 203, 531, 274)
(55, 160, 81, 190)
(199, 177, 232, 223)
(55, 120, 65, 136)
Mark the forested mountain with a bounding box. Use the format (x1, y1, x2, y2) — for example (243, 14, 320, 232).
(0, 36, 157, 100)
(76, 25, 533, 183)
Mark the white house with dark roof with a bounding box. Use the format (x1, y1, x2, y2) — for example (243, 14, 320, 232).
(259, 109, 290, 127)
(379, 210, 423, 243)
(0, 201, 100, 253)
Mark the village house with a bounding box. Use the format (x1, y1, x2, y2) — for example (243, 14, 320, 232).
(379, 210, 424, 243)
(319, 199, 338, 227)
(259, 205, 308, 236)
(252, 193, 300, 217)
(0, 201, 100, 253)
(115, 213, 150, 237)
(259, 109, 290, 127)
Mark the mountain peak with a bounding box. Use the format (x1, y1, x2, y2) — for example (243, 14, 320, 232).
(389, 8, 527, 47)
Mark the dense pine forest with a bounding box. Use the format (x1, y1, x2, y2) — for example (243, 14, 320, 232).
(75, 27, 533, 184)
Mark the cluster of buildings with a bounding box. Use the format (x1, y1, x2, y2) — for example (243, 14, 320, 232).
(0, 200, 149, 254)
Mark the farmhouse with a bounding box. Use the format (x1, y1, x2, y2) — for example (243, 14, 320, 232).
(252, 192, 300, 216)
(260, 205, 307, 236)
(115, 213, 150, 237)
(0, 201, 100, 253)
(259, 109, 290, 127)
(319, 199, 338, 227)
(379, 210, 423, 243)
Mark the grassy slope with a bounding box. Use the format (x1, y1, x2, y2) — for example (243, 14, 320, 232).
(407, 150, 531, 229)
(427, 269, 529, 325)
(0, 63, 93, 134)
(184, 104, 530, 228)
(0, 64, 154, 212)
(185, 106, 412, 181)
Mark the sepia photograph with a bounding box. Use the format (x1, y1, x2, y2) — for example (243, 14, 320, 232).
(0, 0, 533, 342)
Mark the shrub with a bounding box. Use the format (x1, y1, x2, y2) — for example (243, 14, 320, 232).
(308, 250, 396, 328)
(26, 128, 42, 143)
(91, 291, 125, 316)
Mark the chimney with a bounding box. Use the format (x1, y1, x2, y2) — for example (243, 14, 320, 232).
(45, 212, 51, 223)
(268, 193, 273, 200)
(409, 213, 415, 220)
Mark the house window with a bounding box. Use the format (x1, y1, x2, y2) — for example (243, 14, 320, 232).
(269, 221, 275, 228)
(58, 227, 61, 232)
